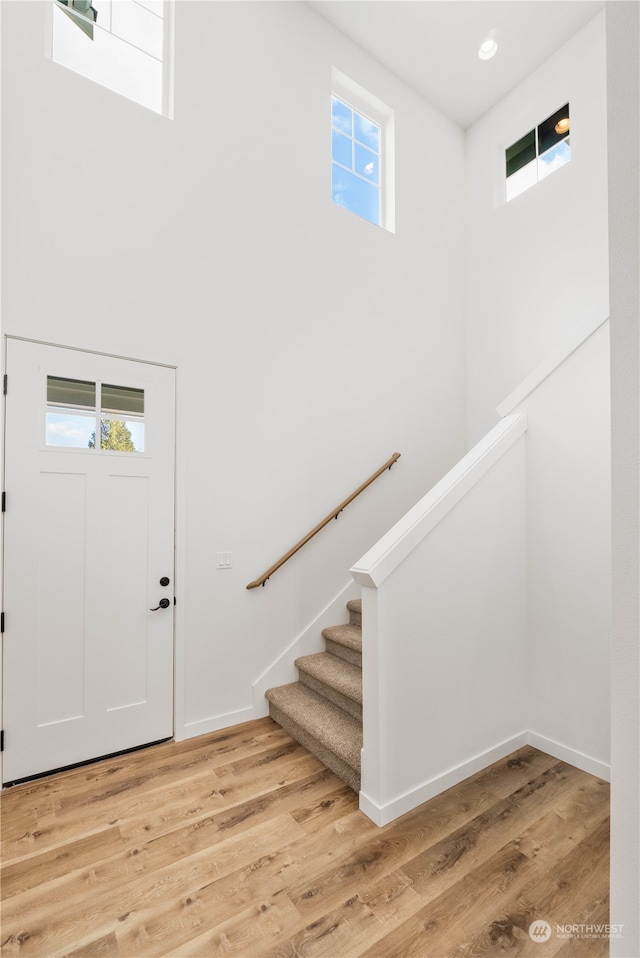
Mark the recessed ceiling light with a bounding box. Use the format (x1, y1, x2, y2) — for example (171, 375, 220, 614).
(478, 38, 498, 60)
(555, 117, 570, 135)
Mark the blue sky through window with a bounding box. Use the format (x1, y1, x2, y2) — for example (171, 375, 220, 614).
(538, 139, 571, 180)
(46, 412, 145, 451)
(331, 94, 381, 226)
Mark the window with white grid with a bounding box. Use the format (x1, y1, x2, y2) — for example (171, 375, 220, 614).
(49, 0, 173, 118)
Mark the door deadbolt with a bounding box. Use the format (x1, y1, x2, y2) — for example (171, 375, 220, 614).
(159, 576, 170, 587)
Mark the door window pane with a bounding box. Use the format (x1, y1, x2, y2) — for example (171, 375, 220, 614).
(45, 376, 145, 451)
(46, 411, 97, 448)
(101, 384, 145, 452)
(99, 419, 145, 452)
(47, 376, 95, 408)
(46, 376, 97, 448)
(102, 383, 144, 415)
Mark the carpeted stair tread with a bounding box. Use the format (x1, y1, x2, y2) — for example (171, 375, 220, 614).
(265, 683, 362, 777)
(347, 599, 362, 627)
(266, 598, 363, 791)
(322, 623, 362, 668)
(321, 623, 362, 653)
(296, 652, 362, 705)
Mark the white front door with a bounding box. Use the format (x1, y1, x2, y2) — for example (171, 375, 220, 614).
(2, 339, 176, 783)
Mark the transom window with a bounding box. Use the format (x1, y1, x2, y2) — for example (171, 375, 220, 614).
(506, 104, 570, 202)
(46, 376, 145, 452)
(49, 0, 173, 118)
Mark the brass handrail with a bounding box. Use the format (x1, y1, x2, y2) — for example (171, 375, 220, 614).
(246, 452, 401, 589)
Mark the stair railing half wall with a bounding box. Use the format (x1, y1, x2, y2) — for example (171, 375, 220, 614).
(246, 452, 401, 590)
(351, 413, 529, 826)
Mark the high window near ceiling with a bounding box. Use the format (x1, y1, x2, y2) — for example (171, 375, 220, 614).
(506, 104, 570, 202)
(331, 69, 395, 232)
(47, 0, 174, 118)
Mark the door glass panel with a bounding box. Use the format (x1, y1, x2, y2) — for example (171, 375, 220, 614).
(46, 376, 97, 448)
(46, 411, 97, 448)
(102, 383, 144, 415)
(47, 376, 95, 408)
(99, 419, 145, 452)
(101, 384, 145, 452)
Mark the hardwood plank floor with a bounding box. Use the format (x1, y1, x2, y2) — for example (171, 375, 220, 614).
(0, 718, 610, 958)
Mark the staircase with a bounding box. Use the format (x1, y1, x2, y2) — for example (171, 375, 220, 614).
(265, 599, 363, 792)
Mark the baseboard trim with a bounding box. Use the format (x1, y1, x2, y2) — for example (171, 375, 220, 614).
(251, 579, 361, 716)
(178, 706, 256, 741)
(359, 732, 529, 826)
(526, 731, 611, 782)
(359, 729, 611, 825)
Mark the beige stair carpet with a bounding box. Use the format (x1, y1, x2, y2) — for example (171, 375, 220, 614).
(266, 599, 363, 791)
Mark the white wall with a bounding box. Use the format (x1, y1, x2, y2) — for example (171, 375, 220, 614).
(607, 3, 640, 953)
(501, 320, 611, 777)
(466, 12, 609, 444)
(0, 1, 467, 736)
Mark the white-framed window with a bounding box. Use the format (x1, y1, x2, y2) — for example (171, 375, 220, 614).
(45, 375, 145, 453)
(505, 103, 570, 202)
(47, 0, 174, 118)
(331, 69, 395, 232)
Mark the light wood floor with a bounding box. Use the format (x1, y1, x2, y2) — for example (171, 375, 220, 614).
(1, 717, 610, 958)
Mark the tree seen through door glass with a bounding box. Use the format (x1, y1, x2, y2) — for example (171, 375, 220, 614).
(96, 383, 145, 452)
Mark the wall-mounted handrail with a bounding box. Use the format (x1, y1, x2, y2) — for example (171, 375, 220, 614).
(246, 452, 401, 589)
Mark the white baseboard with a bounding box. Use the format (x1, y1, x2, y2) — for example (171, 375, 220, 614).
(359, 728, 611, 826)
(178, 706, 256, 741)
(252, 579, 361, 716)
(359, 732, 529, 826)
(526, 731, 611, 782)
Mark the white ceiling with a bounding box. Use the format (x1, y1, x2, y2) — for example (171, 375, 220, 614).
(308, 0, 605, 128)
